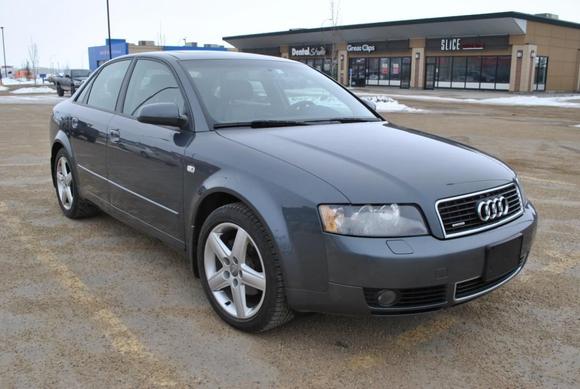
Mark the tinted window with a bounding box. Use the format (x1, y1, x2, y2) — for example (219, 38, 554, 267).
(76, 78, 93, 103)
(122, 60, 185, 117)
(87, 60, 130, 111)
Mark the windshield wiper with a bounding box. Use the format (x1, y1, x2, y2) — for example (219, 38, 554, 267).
(214, 120, 310, 129)
(306, 117, 382, 124)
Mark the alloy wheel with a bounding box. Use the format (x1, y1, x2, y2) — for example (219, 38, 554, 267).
(204, 222, 266, 319)
(55, 156, 74, 210)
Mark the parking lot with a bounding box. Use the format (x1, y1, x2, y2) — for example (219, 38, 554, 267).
(0, 91, 579, 387)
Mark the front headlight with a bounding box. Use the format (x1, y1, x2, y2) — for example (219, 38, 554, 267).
(318, 204, 428, 237)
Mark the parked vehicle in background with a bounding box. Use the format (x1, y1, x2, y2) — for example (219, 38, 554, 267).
(52, 69, 91, 96)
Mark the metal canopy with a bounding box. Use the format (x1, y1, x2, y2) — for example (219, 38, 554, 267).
(224, 15, 529, 50)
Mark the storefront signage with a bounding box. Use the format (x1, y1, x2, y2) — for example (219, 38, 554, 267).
(347, 43, 376, 53)
(428, 35, 508, 52)
(290, 46, 327, 57)
(440, 38, 462, 51)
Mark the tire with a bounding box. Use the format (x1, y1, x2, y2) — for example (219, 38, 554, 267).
(70, 85, 76, 95)
(56, 84, 64, 97)
(197, 203, 294, 332)
(53, 148, 99, 219)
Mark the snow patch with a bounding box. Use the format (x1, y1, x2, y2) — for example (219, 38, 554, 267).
(1, 78, 48, 86)
(10, 86, 55, 95)
(573, 124, 580, 128)
(0, 95, 65, 104)
(356, 93, 580, 109)
(0, 85, 8, 92)
(362, 96, 423, 113)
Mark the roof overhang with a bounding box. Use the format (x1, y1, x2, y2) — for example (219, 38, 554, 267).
(224, 14, 530, 49)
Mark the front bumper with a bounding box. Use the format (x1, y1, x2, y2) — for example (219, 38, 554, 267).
(286, 202, 537, 315)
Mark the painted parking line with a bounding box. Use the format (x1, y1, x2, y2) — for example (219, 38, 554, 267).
(0, 201, 183, 387)
(395, 315, 457, 348)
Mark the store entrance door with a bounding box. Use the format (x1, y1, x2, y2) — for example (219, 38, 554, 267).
(424, 63, 436, 90)
(349, 58, 367, 87)
(400, 57, 411, 89)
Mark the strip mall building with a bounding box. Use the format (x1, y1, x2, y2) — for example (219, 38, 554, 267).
(224, 12, 580, 92)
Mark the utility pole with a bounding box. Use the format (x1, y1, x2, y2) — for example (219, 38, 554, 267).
(106, 0, 112, 59)
(1, 27, 7, 79)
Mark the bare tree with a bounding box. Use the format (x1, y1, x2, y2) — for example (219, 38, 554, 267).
(27, 41, 39, 85)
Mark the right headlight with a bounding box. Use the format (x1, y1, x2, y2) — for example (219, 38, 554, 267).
(318, 204, 429, 237)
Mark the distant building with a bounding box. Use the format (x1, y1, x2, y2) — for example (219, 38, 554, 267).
(0, 65, 14, 78)
(88, 39, 229, 70)
(224, 11, 580, 92)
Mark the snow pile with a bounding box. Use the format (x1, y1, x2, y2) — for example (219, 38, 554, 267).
(362, 96, 423, 113)
(0, 95, 64, 104)
(10, 86, 55, 94)
(1, 78, 48, 86)
(478, 95, 580, 108)
(356, 92, 580, 109)
(0, 85, 8, 92)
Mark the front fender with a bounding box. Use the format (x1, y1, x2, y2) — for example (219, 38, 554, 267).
(185, 162, 346, 292)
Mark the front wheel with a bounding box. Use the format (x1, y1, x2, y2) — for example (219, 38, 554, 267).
(197, 203, 293, 332)
(56, 84, 64, 97)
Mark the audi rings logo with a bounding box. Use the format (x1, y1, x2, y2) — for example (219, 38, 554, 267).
(476, 196, 509, 222)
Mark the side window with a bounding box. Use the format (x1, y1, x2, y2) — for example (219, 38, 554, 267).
(87, 60, 130, 111)
(122, 60, 185, 117)
(76, 78, 93, 104)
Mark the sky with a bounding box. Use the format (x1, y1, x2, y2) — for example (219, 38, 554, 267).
(1, 0, 579, 69)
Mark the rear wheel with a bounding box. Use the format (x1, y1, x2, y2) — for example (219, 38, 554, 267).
(53, 149, 98, 219)
(197, 203, 293, 332)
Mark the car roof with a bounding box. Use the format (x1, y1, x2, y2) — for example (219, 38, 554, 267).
(122, 50, 292, 62)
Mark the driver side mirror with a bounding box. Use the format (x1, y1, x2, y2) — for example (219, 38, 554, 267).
(137, 102, 188, 129)
(362, 99, 377, 111)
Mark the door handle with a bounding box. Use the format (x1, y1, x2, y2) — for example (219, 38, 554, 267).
(109, 128, 121, 143)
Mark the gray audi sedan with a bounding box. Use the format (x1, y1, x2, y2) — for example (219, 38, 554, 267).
(49, 51, 537, 332)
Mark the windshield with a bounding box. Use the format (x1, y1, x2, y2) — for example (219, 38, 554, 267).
(71, 70, 90, 78)
(180, 59, 377, 126)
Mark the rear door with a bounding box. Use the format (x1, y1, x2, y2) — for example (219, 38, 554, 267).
(69, 59, 131, 202)
(106, 58, 191, 241)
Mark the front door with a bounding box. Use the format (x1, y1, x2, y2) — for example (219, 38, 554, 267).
(425, 63, 436, 90)
(400, 57, 411, 89)
(349, 58, 367, 87)
(107, 58, 191, 241)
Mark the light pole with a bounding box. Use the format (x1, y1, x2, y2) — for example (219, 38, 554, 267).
(106, 0, 112, 59)
(1, 27, 7, 79)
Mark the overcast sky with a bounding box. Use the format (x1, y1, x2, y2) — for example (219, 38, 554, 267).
(1, 0, 579, 69)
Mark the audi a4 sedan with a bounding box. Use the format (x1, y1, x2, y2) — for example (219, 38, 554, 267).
(49, 51, 537, 332)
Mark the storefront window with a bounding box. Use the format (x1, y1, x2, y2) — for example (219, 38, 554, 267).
(480, 56, 497, 89)
(390, 57, 401, 86)
(431, 55, 510, 90)
(379, 58, 390, 85)
(495, 56, 511, 90)
(466, 57, 481, 88)
(437, 57, 451, 87)
(451, 57, 467, 88)
(367, 58, 379, 85)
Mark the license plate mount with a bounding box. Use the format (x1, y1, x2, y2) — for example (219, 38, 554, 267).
(484, 236, 522, 281)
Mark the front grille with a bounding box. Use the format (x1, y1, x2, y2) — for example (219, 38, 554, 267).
(436, 183, 523, 238)
(364, 285, 447, 309)
(455, 260, 522, 300)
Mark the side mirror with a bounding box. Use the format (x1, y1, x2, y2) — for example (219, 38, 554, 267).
(137, 102, 188, 129)
(362, 99, 377, 111)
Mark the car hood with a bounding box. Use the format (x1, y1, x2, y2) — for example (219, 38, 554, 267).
(217, 122, 515, 204)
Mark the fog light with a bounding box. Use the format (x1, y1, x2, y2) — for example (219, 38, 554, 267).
(377, 289, 398, 307)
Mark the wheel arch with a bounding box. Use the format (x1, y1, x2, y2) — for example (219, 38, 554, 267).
(187, 183, 291, 280)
